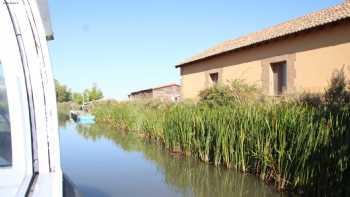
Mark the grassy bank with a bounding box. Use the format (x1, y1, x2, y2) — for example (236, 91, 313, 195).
(91, 75, 350, 196)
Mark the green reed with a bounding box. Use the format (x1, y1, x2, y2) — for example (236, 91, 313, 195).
(91, 100, 350, 195)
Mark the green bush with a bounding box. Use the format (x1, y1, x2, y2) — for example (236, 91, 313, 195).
(324, 68, 350, 110)
(198, 80, 261, 106)
(298, 67, 350, 109)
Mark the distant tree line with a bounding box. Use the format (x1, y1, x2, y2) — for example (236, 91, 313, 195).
(55, 80, 103, 104)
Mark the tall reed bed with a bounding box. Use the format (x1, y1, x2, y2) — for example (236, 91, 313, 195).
(91, 72, 350, 195)
(91, 99, 350, 195)
(92, 101, 144, 131)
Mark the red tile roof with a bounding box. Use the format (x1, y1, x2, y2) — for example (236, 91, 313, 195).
(176, 2, 350, 68)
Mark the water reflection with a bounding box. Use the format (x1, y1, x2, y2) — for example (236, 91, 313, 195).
(58, 114, 70, 128)
(61, 122, 280, 197)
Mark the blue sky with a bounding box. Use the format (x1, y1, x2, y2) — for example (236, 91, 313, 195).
(48, 0, 343, 100)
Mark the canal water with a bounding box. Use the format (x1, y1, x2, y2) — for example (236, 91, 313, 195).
(59, 121, 280, 197)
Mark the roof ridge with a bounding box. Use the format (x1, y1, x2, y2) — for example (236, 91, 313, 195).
(129, 83, 180, 94)
(177, 2, 350, 67)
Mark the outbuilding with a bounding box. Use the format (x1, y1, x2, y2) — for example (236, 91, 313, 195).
(128, 84, 181, 102)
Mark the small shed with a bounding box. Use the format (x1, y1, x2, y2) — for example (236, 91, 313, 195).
(128, 84, 181, 102)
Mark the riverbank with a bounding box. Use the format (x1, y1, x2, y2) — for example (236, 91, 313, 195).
(90, 96, 350, 196)
(60, 74, 350, 195)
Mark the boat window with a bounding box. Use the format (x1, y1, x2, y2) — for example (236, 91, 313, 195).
(0, 62, 11, 167)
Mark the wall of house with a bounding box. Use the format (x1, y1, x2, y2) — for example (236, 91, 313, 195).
(153, 85, 181, 102)
(180, 21, 350, 100)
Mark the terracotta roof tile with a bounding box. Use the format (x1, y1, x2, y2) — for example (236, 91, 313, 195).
(176, 2, 350, 67)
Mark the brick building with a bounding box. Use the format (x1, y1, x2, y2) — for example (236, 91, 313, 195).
(128, 84, 181, 102)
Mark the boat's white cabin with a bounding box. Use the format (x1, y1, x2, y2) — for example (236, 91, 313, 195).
(0, 0, 66, 196)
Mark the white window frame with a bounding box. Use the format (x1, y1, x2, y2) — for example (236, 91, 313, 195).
(0, 1, 34, 196)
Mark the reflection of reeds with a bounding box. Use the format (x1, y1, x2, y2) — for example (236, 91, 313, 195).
(90, 100, 350, 195)
(75, 123, 277, 197)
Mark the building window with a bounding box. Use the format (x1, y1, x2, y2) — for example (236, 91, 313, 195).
(209, 72, 219, 85)
(271, 61, 287, 95)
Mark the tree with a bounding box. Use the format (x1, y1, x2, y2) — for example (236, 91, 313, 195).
(55, 80, 103, 104)
(72, 92, 83, 105)
(83, 83, 103, 102)
(55, 80, 72, 102)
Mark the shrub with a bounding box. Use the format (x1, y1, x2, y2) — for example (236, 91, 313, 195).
(198, 79, 261, 106)
(297, 67, 350, 111)
(324, 67, 350, 110)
